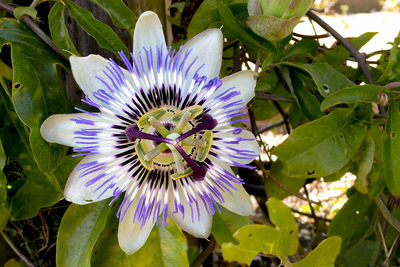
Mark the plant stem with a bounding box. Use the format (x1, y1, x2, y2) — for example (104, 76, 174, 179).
(1, 230, 35, 267)
(375, 196, 400, 233)
(0, 2, 68, 62)
(306, 10, 374, 85)
(190, 236, 216, 267)
(255, 92, 296, 103)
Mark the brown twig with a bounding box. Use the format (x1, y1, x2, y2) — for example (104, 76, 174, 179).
(291, 208, 331, 222)
(0, 2, 68, 62)
(255, 92, 296, 103)
(1, 230, 35, 267)
(306, 10, 374, 85)
(190, 236, 216, 267)
(293, 32, 330, 39)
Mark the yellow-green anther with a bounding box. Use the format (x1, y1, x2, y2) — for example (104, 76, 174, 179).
(137, 108, 167, 127)
(135, 141, 154, 170)
(172, 105, 203, 123)
(182, 138, 207, 147)
(196, 130, 213, 162)
(148, 116, 170, 137)
(171, 167, 193, 180)
(174, 110, 192, 134)
(144, 143, 168, 161)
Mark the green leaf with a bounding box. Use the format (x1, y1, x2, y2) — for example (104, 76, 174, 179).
(321, 32, 377, 66)
(0, 59, 12, 81)
(63, 0, 129, 56)
(266, 160, 305, 199)
(0, 18, 70, 173)
(91, 207, 189, 267)
(211, 206, 249, 245)
(0, 141, 9, 230)
(328, 192, 374, 249)
(273, 109, 367, 178)
(221, 198, 298, 264)
(88, 0, 137, 36)
(383, 101, 400, 196)
(57, 201, 111, 267)
(354, 134, 375, 194)
(9, 168, 63, 220)
(377, 31, 400, 83)
(282, 62, 354, 97)
(336, 240, 376, 267)
(48, 2, 80, 57)
(187, 0, 247, 38)
(14, 6, 37, 20)
(320, 85, 384, 111)
(218, 4, 275, 51)
(4, 259, 28, 267)
(282, 69, 323, 120)
(292, 236, 342, 267)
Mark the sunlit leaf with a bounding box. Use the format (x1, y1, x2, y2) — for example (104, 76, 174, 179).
(274, 109, 367, 178)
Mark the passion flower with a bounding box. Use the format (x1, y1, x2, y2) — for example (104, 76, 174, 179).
(41, 11, 260, 254)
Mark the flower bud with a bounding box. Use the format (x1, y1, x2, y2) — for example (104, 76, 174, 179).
(247, 0, 314, 41)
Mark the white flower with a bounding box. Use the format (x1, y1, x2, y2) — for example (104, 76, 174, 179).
(40, 11, 260, 254)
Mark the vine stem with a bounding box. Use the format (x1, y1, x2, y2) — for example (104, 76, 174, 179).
(256, 161, 321, 205)
(190, 236, 216, 267)
(1, 230, 35, 267)
(0, 2, 67, 61)
(255, 92, 296, 103)
(306, 10, 374, 85)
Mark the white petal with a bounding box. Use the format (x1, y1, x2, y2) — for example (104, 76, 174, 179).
(40, 113, 99, 147)
(214, 128, 260, 164)
(64, 154, 116, 204)
(118, 189, 155, 254)
(220, 70, 257, 105)
(133, 11, 167, 58)
(70, 55, 131, 104)
(248, 0, 261, 16)
(209, 156, 254, 216)
(169, 184, 212, 238)
(180, 29, 223, 81)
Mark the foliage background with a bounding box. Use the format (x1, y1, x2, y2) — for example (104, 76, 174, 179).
(1, 0, 400, 266)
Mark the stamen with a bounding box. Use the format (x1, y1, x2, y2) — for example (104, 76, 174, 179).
(148, 117, 170, 137)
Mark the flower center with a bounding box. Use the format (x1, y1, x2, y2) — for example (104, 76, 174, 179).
(125, 105, 218, 181)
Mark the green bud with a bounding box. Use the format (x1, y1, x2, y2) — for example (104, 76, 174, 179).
(247, 0, 314, 41)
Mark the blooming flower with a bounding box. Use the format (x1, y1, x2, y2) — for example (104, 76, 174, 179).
(40, 11, 260, 254)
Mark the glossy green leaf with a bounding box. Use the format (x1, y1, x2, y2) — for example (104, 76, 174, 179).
(218, 4, 275, 51)
(88, 0, 137, 36)
(266, 161, 305, 199)
(258, 0, 290, 17)
(211, 206, 249, 245)
(48, 2, 80, 57)
(328, 192, 374, 249)
(282, 0, 314, 18)
(274, 109, 367, 178)
(354, 134, 375, 194)
(320, 85, 384, 111)
(57, 201, 111, 267)
(91, 206, 189, 267)
(383, 101, 400, 196)
(0, 18, 70, 173)
(282, 62, 354, 97)
(0, 59, 12, 81)
(14, 6, 37, 20)
(221, 198, 298, 264)
(63, 0, 129, 56)
(292, 236, 342, 267)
